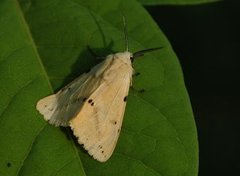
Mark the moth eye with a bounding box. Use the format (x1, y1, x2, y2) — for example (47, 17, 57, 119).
(130, 56, 134, 61)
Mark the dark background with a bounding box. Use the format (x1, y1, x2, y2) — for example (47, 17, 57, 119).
(146, 1, 240, 176)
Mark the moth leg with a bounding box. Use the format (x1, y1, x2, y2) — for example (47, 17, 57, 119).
(133, 72, 140, 77)
(130, 86, 145, 93)
(131, 72, 143, 92)
(87, 46, 105, 60)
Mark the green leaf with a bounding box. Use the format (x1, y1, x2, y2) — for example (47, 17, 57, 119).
(0, 0, 85, 176)
(138, 0, 222, 5)
(0, 0, 198, 176)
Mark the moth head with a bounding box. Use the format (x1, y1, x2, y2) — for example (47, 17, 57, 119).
(114, 51, 133, 64)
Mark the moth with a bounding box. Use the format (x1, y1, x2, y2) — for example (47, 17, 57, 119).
(36, 18, 161, 162)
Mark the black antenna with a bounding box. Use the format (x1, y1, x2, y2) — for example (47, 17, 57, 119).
(122, 15, 129, 52)
(133, 47, 163, 58)
(131, 47, 163, 62)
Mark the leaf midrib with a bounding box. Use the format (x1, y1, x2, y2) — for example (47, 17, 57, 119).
(14, 1, 86, 175)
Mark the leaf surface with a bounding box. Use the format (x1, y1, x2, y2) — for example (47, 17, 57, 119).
(0, 0, 198, 175)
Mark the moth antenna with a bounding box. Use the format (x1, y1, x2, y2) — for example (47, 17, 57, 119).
(122, 15, 129, 52)
(133, 47, 163, 59)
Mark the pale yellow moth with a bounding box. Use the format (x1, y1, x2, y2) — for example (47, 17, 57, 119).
(36, 18, 161, 162)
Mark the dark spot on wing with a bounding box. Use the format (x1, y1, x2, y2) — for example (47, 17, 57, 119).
(114, 121, 117, 125)
(7, 162, 11, 167)
(44, 105, 47, 107)
(91, 102, 94, 106)
(98, 145, 102, 149)
(101, 150, 104, 154)
(124, 96, 127, 102)
(88, 99, 93, 103)
(68, 87, 71, 91)
(118, 129, 120, 133)
(61, 87, 66, 91)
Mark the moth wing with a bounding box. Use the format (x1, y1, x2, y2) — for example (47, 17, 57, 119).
(36, 57, 114, 126)
(70, 72, 132, 162)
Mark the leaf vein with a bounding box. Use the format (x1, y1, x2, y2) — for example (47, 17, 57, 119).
(16, 124, 47, 176)
(134, 94, 190, 171)
(0, 77, 38, 118)
(115, 152, 162, 176)
(14, 0, 86, 174)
